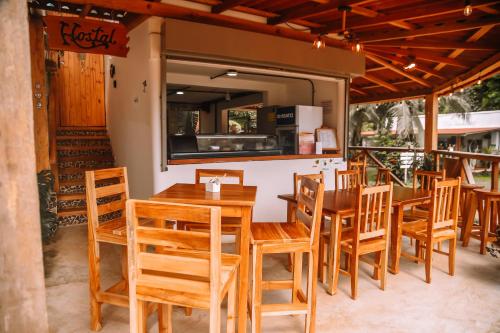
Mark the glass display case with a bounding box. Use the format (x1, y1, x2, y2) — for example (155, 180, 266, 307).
(168, 134, 282, 160)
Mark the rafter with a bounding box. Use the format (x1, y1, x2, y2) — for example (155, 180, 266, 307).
(364, 46, 470, 68)
(314, 0, 500, 34)
(59, 0, 350, 49)
(366, 53, 432, 88)
(364, 50, 446, 79)
(358, 16, 500, 43)
(212, 0, 248, 14)
(434, 53, 500, 95)
(425, 24, 495, 78)
(350, 86, 369, 96)
(477, 5, 500, 14)
(362, 74, 400, 92)
(366, 40, 498, 50)
(351, 88, 433, 104)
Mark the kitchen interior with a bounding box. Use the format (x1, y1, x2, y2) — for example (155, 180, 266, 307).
(166, 60, 345, 162)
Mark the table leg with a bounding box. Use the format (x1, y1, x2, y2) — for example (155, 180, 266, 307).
(287, 201, 296, 223)
(237, 206, 252, 333)
(327, 214, 341, 295)
(389, 206, 403, 274)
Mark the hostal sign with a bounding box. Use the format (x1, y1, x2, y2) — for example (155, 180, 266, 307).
(43, 16, 129, 57)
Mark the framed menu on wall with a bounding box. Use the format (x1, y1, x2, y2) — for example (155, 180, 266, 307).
(315, 128, 339, 151)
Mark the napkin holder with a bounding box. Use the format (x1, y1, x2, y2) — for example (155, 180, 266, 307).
(206, 178, 221, 192)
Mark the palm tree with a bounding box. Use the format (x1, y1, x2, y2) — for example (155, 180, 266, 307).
(439, 94, 471, 119)
(349, 105, 379, 146)
(388, 100, 424, 146)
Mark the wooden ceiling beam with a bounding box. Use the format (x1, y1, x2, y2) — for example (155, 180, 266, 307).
(366, 66, 386, 72)
(433, 53, 500, 95)
(366, 40, 498, 50)
(425, 24, 495, 78)
(350, 86, 369, 96)
(358, 16, 500, 43)
(364, 46, 470, 68)
(59, 0, 350, 48)
(477, 5, 500, 14)
(351, 88, 433, 104)
(267, 0, 375, 25)
(122, 0, 161, 31)
(364, 50, 447, 79)
(212, 0, 248, 14)
(366, 53, 433, 88)
(362, 74, 400, 92)
(315, 0, 500, 34)
(79, 4, 92, 18)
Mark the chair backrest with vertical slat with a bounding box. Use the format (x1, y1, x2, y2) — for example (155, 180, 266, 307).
(195, 169, 244, 185)
(348, 157, 367, 185)
(293, 171, 324, 199)
(376, 168, 391, 185)
(85, 167, 129, 232)
(413, 169, 446, 191)
(126, 199, 222, 298)
(353, 183, 393, 244)
(335, 169, 361, 190)
(429, 178, 461, 232)
(295, 177, 325, 247)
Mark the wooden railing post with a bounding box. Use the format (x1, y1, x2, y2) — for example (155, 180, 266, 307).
(424, 93, 438, 153)
(492, 161, 499, 191)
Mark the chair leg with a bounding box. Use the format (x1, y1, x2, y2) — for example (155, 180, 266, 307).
(480, 199, 491, 255)
(425, 240, 433, 284)
(373, 251, 381, 280)
(251, 244, 263, 333)
(449, 237, 456, 276)
(344, 252, 350, 272)
(318, 236, 325, 283)
(462, 194, 477, 247)
(292, 251, 303, 304)
(415, 240, 422, 263)
(331, 248, 342, 295)
(305, 250, 319, 333)
(227, 274, 237, 333)
(350, 252, 359, 300)
(88, 240, 102, 331)
(380, 249, 388, 291)
(287, 253, 294, 272)
(130, 299, 147, 333)
(158, 304, 172, 333)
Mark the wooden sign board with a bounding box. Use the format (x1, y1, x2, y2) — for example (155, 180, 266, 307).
(316, 128, 339, 151)
(43, 16, 129, 57)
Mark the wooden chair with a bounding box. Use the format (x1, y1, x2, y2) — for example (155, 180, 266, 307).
(462, 189, 500, 254)
(126, 199, 240, 333)
(401, 178, 461, 283)
(335, 169, 361, 190)
(375, 167, 391, 185)
(334, 183, 394, 299)
(184, 169, 245, 247)
(413, 169, 446, 191)
(250, 177, 325, 333)
(195, 169, 244, 185)
(458, 184, 484, 241)
(86, 167, 131, 331)
(348, 158, 367, 185)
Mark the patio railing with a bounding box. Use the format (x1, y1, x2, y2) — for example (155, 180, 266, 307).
(349, 146, 500, 190)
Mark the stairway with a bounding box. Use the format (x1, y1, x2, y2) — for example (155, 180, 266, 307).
(56, 127, 115, 226)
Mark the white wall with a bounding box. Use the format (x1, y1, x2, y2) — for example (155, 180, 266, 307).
(154, 158, 345, 221)
(106, 18, 162, 199)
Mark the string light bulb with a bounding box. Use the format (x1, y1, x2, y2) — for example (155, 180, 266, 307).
(312, 35, 326, 49)
(477, 78, 482, 85)
(464, 0, 473, 16)
(353, 41, 363, 53)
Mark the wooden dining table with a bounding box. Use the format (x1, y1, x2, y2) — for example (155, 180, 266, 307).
(278, 185, 431, 295)
(151, 183, 257, 333)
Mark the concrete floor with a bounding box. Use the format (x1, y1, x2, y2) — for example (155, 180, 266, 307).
(44, 225, 500, 333)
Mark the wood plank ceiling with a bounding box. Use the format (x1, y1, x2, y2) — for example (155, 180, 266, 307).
(29, 0, 500, 104)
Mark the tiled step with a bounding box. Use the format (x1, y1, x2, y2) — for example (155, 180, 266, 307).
(57, 145, 112, 151)
(59, 167, 108, 175)
(58, 160, 114, 169)
(57, 207, 86, 217)
(57, 193, 85, 201)
(58, 155, 114, 162)
(57, 135, 109, 140)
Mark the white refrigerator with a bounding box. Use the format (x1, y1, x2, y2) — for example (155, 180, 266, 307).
(275, 105, 323, 154)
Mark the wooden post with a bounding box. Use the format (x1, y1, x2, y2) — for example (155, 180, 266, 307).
(424, 93, 438, 153)
(492, 161, 499, 191)
(29, 16, 50, 172)
(0, 1, 49, 332)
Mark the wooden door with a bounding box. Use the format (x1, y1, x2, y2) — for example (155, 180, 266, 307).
(50, 51, 106, 127)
